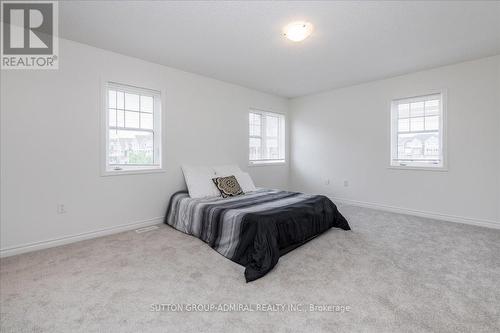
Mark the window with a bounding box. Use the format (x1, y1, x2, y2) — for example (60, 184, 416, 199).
(249, 109, 285, 165)
(390, 92, 445, 169)
(103, 82, 163, 174)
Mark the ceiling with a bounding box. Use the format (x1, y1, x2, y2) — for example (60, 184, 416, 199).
(59, 1, 500, 98)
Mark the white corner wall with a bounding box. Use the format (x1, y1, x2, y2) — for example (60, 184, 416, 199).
(0, 39, 290, 255)
(290, 56, 500, 227)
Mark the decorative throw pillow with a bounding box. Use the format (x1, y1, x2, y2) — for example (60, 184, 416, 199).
(212, 175, 244, 198)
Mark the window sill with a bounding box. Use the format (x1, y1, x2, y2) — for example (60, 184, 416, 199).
(388, 165, 448, 172)
(101, 167, 165, 176)
(248, 160, 286, 167)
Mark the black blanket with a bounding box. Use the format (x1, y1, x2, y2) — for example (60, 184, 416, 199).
(165, 189, 350, 282)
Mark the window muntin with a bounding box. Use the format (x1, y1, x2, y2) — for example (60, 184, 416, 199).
(104, 82, 162, 174)
(390, 93, 445, 169)
(249, 110, 285, 164)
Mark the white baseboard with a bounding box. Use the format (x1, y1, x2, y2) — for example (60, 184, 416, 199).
(0, 216, 165, 258)
(330, 196, 500, 230)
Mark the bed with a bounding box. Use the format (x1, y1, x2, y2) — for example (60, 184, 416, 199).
(165, 188, 351, 282)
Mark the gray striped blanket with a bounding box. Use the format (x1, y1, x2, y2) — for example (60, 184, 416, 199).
(165, 189, 350, 282)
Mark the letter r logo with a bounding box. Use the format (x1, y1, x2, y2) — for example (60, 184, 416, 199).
(2, 2, 53, 54)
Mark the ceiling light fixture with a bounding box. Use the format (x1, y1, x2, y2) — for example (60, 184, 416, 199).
(283, 21, 314, 42)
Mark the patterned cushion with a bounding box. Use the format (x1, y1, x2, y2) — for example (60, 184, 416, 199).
(212, 175, 244, 198)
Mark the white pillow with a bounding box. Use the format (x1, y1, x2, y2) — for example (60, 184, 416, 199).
(181, 165, 220, 198)
(213, 164, 242, 176)
(235, 172, 257, 193)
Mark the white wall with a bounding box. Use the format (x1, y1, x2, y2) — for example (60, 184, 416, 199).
(0, 39, 289, 254)
(290, 56, 500, 226)
(2, 40, 498, 256)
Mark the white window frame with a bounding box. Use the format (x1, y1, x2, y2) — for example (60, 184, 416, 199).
(101, 81, 165, 176)
(390, 90, 447, 171)
(248, 109, 286, 166)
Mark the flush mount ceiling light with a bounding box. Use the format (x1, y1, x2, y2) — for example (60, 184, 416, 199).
(283, 21, 314, 42)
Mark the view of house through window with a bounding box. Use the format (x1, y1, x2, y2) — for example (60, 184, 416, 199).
(390, 93, 444, 169)
(249, 110, 285, 164)
(104, 82, 162, 173)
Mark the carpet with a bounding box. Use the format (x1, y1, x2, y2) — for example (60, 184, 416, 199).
(1, 206, 499, 332)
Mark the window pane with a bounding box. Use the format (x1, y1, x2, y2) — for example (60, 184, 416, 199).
(109, 130, 154, 165)
(141, 96, 153, 113)
(425, 100, 439, 116)
(125, 93, 140, 111)
(410, 102, 424, 117)
(398, 103, 409, 118)
(266, 138, 279, 159)
(392, 94, 442, 167)
(266, 115, 279, 137)
(140, 112, 153, 130)
(109, 108, 117, 127)
(116, 110, 125, 127)
(397, 132, 439, 161)
(410, 117, 424, 131)
(425, 116, 439, 130)
(398, 118, 409, 132)
(249, 113, 261, 136)
(249, 137, 262, 161)
(124, 111, 140, 128)
(117, 91, 125, 109)
(249, 111, 285, 163)
(108, 90, 116, 109)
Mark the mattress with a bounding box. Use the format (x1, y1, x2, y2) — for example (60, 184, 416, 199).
(165, 188, 350, 282)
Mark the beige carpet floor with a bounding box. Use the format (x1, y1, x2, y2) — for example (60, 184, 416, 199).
(1, 206, 499, 333)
